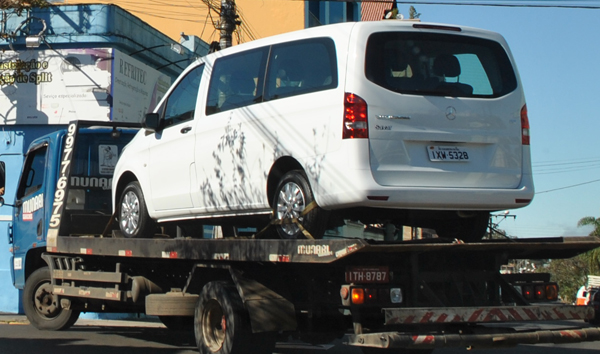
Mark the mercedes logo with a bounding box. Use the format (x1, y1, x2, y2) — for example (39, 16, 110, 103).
(445, 106, 456, 120)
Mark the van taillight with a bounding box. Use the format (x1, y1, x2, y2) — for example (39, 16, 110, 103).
(521, 104, 530, 145)
(343, 93, 368, 139)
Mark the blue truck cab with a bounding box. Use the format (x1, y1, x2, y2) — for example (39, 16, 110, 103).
(5, 122, 137, 292)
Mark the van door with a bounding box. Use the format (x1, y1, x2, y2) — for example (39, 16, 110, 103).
(195, 49, 270, 214)
(362, 31, 524, 189)
(147, 65, 204, 212)
(12, 143, 48, 286)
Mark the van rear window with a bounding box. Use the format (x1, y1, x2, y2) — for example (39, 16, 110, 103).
(365, 32, 517, 98)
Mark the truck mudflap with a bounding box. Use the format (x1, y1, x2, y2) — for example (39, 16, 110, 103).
(343, 305, 597, 350)
(343, 326, 600, 350)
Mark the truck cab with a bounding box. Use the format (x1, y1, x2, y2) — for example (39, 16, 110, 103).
(6, 122, 137, 290)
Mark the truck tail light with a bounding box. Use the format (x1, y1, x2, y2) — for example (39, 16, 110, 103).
(351, 288, 365, 304)
(518, 282, 558, 301)
(343, 93, 368, 139)
(534, 285, 545, 300)
(545, 284, 559, 301)
(521, 104, 530, 145)
(344, 286, 402, 306)
(523, 285, 534, 300)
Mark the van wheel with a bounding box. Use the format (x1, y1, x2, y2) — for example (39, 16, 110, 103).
(435, 212, 489, 242)
(273, 170, 327, 239)
(195, 281, 275, 354)
(23, 267, 80, 330)
(119, 181, 156, 238)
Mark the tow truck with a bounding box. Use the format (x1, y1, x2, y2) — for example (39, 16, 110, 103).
(6, 120, 600, 354)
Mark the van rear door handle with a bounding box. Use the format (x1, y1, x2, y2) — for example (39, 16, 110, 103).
(180, 126, 192, 134)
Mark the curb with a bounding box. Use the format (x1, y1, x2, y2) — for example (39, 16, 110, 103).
(0, 314, 165, 328)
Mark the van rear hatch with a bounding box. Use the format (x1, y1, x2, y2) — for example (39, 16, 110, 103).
(362, 27, 525, 189)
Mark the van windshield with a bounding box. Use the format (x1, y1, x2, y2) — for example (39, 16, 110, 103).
(365, 32, 517, 98)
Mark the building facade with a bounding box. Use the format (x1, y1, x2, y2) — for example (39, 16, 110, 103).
(0, 4, 206, 313)
(59, 0, 370, 45)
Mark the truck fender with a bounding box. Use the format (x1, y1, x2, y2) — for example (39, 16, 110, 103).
(229, 268, 297, 333)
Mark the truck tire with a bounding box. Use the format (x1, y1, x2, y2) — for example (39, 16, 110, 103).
(23, 267, 80, 331)
(118, 181, 156, 238)
(272, 170, 328, 239)
(195, 281, 275, 354)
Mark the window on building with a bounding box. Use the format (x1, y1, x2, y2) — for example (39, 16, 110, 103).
(306, 1, 358, 27)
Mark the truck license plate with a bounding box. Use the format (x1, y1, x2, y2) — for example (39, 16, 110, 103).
(427, 145, 470, 162)
(345, 266, 389, 283)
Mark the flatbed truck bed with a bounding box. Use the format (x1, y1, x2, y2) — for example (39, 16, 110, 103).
(8, 120, 600, 354)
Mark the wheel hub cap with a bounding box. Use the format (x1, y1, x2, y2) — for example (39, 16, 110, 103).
(276, 181, 305, 236)
(120, 191, 140, 234)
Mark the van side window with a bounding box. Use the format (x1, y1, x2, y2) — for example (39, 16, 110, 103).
(162, 64, 204, 128)
(265, 38, 338, 101)
(206, 49, 266, 115)
(17, 146, 47, 199)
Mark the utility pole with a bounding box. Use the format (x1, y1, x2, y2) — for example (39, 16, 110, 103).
(218, 0, 240, 50)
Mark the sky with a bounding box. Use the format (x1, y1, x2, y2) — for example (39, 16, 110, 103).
(391, 1, 600, 238)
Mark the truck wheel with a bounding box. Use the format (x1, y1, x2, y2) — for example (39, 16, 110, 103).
(435, 212, 489, 242)
(119, 181, 156, 238)
(273, 170, 327, 239)
(23, 267, 80, 331)
(195, 281, 275, 354)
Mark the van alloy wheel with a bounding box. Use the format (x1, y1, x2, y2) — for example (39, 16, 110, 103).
(272, 170, 328, 239)
(118, 181, 156, 238)
(276, 181, 306, 237)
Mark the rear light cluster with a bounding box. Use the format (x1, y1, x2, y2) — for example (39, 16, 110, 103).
(340, 285, 403, 306)
(514, 282, 559, 301)
(521, 104, 530, 145)
(343, 93, 368, 139)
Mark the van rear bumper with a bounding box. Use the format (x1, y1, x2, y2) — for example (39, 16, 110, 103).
(314, 169, 534, 211)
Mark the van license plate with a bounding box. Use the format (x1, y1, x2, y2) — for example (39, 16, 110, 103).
(427, 145, 470, 162)
(345, 266, 389, 283)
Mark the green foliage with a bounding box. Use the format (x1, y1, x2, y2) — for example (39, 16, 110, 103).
(577, 215, 600, 273)
(546, 255, 589, 303)
(0, 0, 49, 15)
(549, 214, 600, 302)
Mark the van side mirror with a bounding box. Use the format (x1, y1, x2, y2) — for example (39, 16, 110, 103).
(143, 113, 161, 133)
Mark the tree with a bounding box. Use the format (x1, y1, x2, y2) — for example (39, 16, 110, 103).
(577, 215, 600, 274)
(546, 255, 589, 303)
(0, 0, 48, 15)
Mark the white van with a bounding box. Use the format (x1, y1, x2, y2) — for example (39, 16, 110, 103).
(112, 20, 533, 241)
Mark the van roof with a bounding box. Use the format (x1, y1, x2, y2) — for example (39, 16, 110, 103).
(196, 20, 506, 62)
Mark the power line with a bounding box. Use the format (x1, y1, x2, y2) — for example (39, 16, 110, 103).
(537, 178, 600, 194)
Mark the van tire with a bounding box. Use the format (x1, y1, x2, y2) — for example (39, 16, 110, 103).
(118, 181, 156, 238)
(273, 170, 327, 239)
(23, 267, 80, 331)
